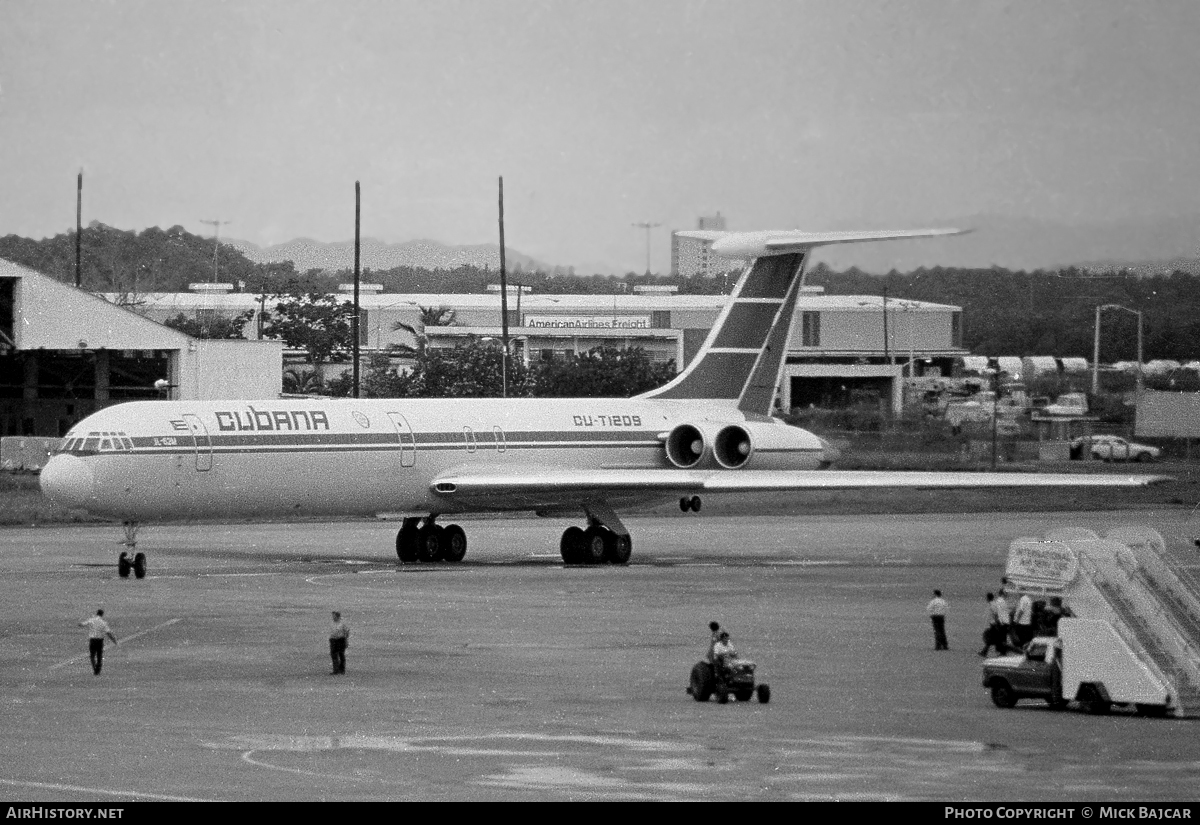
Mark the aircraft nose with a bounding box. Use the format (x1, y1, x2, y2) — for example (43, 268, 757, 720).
(40, 454, 96, 509)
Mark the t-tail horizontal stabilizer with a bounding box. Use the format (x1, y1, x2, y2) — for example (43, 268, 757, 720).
(675, 227, 969, 259)
(641, 227, 970, 414)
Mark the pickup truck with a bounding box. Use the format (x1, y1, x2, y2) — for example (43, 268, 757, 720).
(981, 618, 1173, 716)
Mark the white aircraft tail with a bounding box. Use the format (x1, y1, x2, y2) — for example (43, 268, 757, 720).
(638, 228, 967, 414)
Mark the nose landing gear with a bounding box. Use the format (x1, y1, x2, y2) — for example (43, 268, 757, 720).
(116, 522, 147, 579)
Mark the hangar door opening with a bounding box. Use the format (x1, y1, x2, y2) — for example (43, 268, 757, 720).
(789, 376, 893, 409)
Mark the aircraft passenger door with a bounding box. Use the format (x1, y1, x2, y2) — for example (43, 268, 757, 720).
(182, 413, 213, 472)
(387, 412, 416, 468)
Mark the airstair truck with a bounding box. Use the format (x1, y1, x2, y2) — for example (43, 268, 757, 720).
(983, 617, 1173, 715)
(982, 533, 1177, 716)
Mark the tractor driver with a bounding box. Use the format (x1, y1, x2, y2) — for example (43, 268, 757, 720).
(712, 631, 737, 677)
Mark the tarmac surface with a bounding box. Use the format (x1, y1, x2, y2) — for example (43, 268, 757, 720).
(3, 509, 1200, 802)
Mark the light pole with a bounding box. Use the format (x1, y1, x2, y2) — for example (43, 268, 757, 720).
(891, 300, 921, 378)
(988, 368, 1000, 469)
(632, 221, 660, 275)
(1092, 304, 1143, 395)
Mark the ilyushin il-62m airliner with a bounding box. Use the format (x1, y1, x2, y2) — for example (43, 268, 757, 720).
(41, 228, 1168, 577)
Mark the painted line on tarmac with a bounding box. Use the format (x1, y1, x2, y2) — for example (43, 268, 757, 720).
(203, 572, 281, 577)
(0, 776, 213, 802)
(240, 750, 367, 781)
(49, 618, 183, 670)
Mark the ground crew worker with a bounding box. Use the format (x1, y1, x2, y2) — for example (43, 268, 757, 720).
(329, 611, 349, 675)
(1013, 592, 1034, 647)
(706, 621, 721, 663)
(926, 590, 949, 650)
(979, 592, 1008, 656)
(712, 630, 737, 679)
(79, 609, 117, 675)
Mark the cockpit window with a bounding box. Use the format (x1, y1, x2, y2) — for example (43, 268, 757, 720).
(57, 431, 134, 456)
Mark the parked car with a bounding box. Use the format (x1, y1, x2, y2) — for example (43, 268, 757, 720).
(1070, 435, 1161, 462)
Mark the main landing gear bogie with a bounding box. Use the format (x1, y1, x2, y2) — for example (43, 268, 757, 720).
(560, 524, 632, 566)
(396, 517, 468, 564)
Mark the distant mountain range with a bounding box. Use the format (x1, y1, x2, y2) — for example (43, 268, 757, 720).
(814, 213, 1200, 275)
(225, 214, 1200, 276)
(223, 236, 563, 275)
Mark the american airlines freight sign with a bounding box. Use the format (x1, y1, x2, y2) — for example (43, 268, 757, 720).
(524, 315, 651, 330)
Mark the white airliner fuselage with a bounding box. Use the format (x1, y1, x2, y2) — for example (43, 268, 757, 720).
(39, 227, 1168, 572)
(42, 397, 830, 521)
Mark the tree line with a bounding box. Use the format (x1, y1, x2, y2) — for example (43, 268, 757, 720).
(4, 223, 1200, 362)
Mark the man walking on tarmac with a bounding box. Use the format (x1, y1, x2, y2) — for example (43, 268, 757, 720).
(926, 590, 949, 650)
(79, 609, 117, 675)
(329, 611, 349, 674)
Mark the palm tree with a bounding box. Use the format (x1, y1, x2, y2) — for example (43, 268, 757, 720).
(391, 305, 456, 357)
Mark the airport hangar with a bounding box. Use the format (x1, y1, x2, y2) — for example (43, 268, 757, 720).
(123, 281, 968, 413)
(0, 259, 281, 440)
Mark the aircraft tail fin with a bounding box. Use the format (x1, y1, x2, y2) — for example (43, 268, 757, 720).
(638, 227, 967, 414)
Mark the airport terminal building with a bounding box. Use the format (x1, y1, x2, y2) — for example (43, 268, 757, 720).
(123, 282, 968, 414)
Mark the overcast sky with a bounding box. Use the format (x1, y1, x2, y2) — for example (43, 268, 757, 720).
(2, 0, 1199, 273)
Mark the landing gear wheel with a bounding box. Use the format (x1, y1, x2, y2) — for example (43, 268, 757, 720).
(603, 533, 632, 565)
(581, 526, 607, 565)
(717, 690, 729, 704)
(688, 661, 714, 701)
(756, 684, 771, 704)
(133, 552, 147, 579)
(735, 689, 753, 702)
(441, 525, 467, 562)
(118, 552, 131, 578)
(417, 525, 444, 562)
(396, 519, 420, 562)
(560, 526, 586, 565)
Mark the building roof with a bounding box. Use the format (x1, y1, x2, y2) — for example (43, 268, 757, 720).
(2, 258, 195, 351)
(107, 291, 962, 313)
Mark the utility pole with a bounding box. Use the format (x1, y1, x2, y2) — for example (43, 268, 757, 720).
(352, 181, 361, 399)
(75, 170, 83, 288)
(632, 221, 660, 276)
(498, 176, 509, 398)
(199, 219, 230, 282)
(1093, 304, 1144, 395)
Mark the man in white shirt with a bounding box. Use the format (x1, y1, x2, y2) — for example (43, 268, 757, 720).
(1013, 592, 1034, 647)
(711, 631, 737, 675)
(79, 609, 117, 675)
(926, 590, 949, 650)
(980, 592, 1010, 656)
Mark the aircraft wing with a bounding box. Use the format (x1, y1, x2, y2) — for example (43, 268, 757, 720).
(430, 467, 1170, 511)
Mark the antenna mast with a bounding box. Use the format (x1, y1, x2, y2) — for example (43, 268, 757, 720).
(632, 221, 661, 276)
(199, 219, 231, 281)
